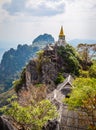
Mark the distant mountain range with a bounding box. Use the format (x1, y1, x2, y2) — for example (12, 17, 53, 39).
(0, 35, 96, 93)
(0, 34, 54, 93)
(0, 48, 7, 61)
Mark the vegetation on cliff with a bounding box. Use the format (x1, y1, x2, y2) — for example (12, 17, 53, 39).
(79, 60, 96, 78)
(64, 74, 96, 129)
(0, 98, 58, 130)
(57, 45, 80, 75)
(13, 44, 81, 94)
(63, 58, 96, 129)
(55, 73, 65, 85)
(13, 67, 26, 93)
(89, 60, 96, 78)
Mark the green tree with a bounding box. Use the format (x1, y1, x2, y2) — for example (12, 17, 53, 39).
(57, 45, 80, 75)
(13, 67, 26, 93)
(89, 60, 96, 78)
(55, 73, 64, 85)
(79, 69, 89, 78)
(36, 50, 44, 74)
(64, 78, 96, 129)
(1, 99, 58, 130)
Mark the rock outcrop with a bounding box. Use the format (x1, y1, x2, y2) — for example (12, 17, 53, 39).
(15, 44, 80, 105)
(42, 119, 59, 130)
(25, 44, 80, 91)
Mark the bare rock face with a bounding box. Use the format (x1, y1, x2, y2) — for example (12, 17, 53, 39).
(0, 116, 18, 130)
(25, 49, 58, 93)
(26, 60, 39, 85)
(42, 61, 57, 93)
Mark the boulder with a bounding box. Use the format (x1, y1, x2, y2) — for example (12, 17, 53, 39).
(42, 119, 59, 130)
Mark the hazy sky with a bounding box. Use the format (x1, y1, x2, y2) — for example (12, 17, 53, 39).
(0, 0, 96, 48)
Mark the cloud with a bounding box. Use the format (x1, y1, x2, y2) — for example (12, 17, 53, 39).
(0, 0, 96, 44)
(2, 0, 65, 16)
(3, 0, 27, 15)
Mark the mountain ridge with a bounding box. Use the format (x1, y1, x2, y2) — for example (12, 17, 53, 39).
(0, 34, 54, 93)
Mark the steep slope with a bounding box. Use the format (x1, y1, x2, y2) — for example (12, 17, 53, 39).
(14, 44, 80, 105)
(0, 34, 54, 93)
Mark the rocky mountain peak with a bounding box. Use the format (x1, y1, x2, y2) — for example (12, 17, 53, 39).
(14, 44, 80, 106)
(32, 33, 55, 44)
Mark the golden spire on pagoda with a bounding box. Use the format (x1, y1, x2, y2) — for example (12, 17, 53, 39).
(59, 26, 64, 38)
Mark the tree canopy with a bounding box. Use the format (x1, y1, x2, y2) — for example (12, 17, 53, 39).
(0, 99, 58, 130)
(89, 60, 96, 78)
(57, 45, 80, 75)
(65, 77, 96, 129)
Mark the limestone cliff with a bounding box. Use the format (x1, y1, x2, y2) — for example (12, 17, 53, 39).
(14, 44, 80, 105)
